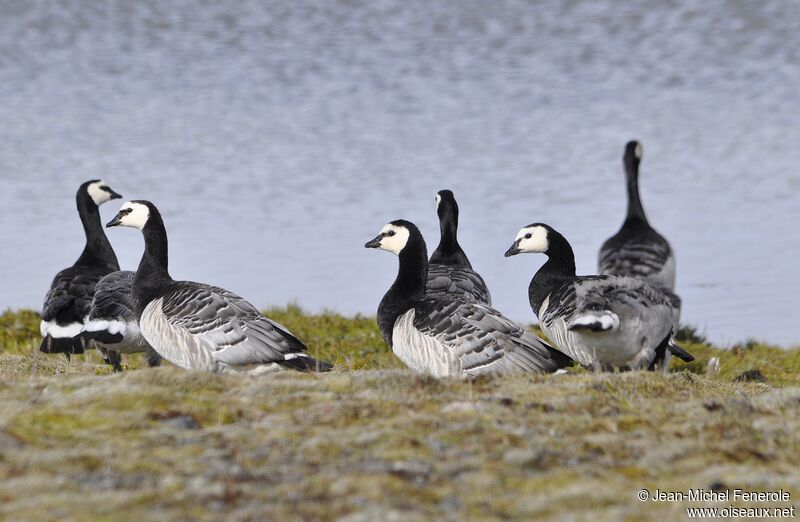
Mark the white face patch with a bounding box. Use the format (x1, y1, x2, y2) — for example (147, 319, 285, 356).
(634, 142, 643, 160)
(515, 225, 549, 254)
(435, 193, 442, 210)
(87, 180, 113, 206)
(378, 223, 410, 255)
(116, 201, 150, 230)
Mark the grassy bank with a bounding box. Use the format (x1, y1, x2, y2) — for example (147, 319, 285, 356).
(1, 308, 798, 520)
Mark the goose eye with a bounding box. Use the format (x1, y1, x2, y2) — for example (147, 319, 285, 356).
(525, 233, 532, 239)
(386, 230, 395, 237)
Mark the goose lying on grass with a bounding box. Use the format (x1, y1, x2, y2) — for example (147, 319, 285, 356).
(366, 219, 572, 377)
(105, 200, 332, 374)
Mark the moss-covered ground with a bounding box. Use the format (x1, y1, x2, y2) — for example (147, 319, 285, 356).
(1, 307, 798, 520)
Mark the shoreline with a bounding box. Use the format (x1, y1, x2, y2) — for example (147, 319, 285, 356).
(2, 306, 799, 385)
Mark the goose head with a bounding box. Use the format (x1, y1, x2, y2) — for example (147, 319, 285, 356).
(364, 220, 415, 255)
(435, 189, 458, 219)
(624, 140, 643, 171)
(106, 200, 153, 230)
(504, 223, 553, 257)
(81, 180, 122, 207)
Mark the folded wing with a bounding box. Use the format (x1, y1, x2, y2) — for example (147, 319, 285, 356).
(402, 298, 571, 376)
(140, 282, 331, 372)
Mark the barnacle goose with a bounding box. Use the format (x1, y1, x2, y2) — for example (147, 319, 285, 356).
(105, 200, 332, 373)
(426, 190, 492, 305)
(365, 219, 572, 377)
(39, 180, 122, 355)
(598, 141, 681, 330)
(505, 223, 693, 372)
(78, 271, 162, 371)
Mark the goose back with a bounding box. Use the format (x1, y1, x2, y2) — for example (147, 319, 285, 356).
(79, 270, 162, 366)
(426, 264, 492, 305)
(538, 275, 674, 369)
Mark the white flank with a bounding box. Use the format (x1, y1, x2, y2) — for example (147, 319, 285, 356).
(140, 298, 198, 370)
(41, 319, 84, 338)
(249, 363, 284, 375)
(84, 319, 109, 332)
(570, 312, 620, 331)
(84, 319, 128, 336)
(392, 309, 455, 377)
(284, 353, 309, 360)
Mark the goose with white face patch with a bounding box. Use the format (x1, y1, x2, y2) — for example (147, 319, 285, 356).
(598, 141, 681, 331)
(426, 189, 492, 305)
(77, 270, 162, 371)
(365, 220, 572, 377)
(39, 180, 122, 355)
(505, 223, 694, 372)
(105, 200, 332, 374)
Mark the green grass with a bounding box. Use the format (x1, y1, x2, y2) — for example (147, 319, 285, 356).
(6, 306, 799, 385)
(262, 303, 398, 370)
(0, 308, 798, 520)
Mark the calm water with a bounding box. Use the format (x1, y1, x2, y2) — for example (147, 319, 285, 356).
(1, 0, 798, 347)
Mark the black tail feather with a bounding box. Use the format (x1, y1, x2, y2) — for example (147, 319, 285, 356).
(668, 343, 695, 362)
(79, 330, 124, 345)
(278, 354, 334, 373)
(39, 335, 86, 355)
(548, 346, 575, 369)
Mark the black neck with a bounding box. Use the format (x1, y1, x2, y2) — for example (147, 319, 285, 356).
(377, 236, 428, 346)
(75, 193, 119, 270)
(133, 211, 173, 316)
(528, 232, 576, 315)
(624, 157, 647, 224)
(430, 208, 471, 267)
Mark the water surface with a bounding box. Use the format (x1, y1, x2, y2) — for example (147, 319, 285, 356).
(1, 0, 798, 346)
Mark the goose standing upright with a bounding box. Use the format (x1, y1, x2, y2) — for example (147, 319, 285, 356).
(39, 180, 122, 355)
(105, 200, 332, 373)
(78, 270, 162, 371)
(598, 141, 681, 330)
(505, 223, 693, 371)
(426, 190, 492, 305)
(365, 219, 572, 377)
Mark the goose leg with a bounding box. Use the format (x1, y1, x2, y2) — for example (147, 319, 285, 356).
(145, 348, 162, 368)
(106, 350, 123, 372)
(648, 333, 672, 372)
